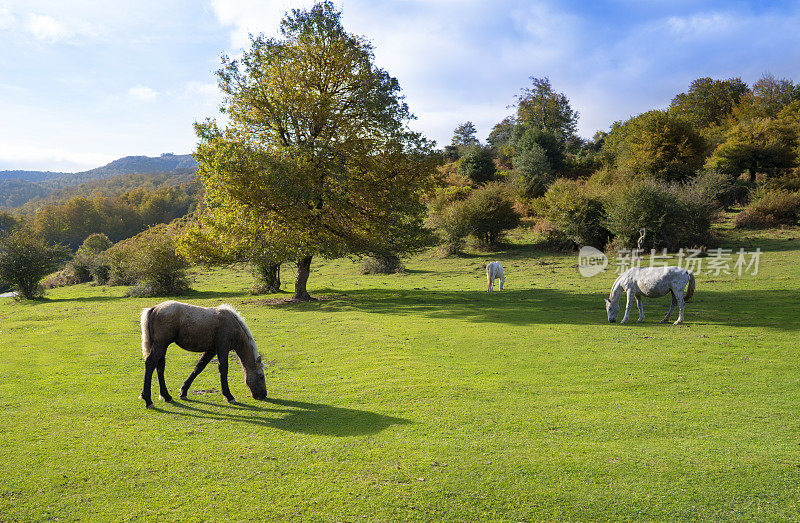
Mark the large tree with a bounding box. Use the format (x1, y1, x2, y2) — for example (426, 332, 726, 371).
(515, 76, 579, 142)
(602, 110, 705, 182)
(451, 121, 479, 147)
(735, 73, 800, 121)
(670, 77, 749, 128)
(191, 2, 435, 300)
(705, 117, 797, 181)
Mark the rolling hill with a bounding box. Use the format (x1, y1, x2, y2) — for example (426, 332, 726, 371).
(0, 153, 198, 208)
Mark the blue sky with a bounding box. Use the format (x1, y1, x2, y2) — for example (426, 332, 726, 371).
(1, 0, 799, 172)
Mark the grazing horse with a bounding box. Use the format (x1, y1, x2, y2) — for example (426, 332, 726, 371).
(139, 301, 268, 408)
(605, 267, 695, 324)
(486, 261, 505, 292)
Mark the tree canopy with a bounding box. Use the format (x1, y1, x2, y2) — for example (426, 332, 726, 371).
(670, 77, 749, 128)
(515, 77, 579, 142)
(187, 1, 436, 300)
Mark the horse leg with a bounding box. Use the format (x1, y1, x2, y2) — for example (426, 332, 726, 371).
(156, 355, 172, 403)
(635, 295, 644, 323)
(620, 291, 634, 323)
(217, 349, 236, 404)
(179, 350, 215, 399)
(500, 275, 505, 290)
(487, 276, 492, 292)
(661, 292, 677, 323)
(140, 345, 165, 408)
(674, 294, 686, 325)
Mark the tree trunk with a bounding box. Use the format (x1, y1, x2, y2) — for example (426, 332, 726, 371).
(293, 256, 313, 301)
(254, 261, 281, 293)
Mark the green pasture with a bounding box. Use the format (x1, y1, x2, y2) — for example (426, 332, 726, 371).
(1, 227, 799, 521)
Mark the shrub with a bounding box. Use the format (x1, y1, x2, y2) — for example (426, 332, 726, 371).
(41, 266, 83, 289)
(734, 190, 800, 228)
(0, 229, 69, 299)
(460, 182, 520, 248)
(457, 146, 496, 185)
(68, 233, 114, 285)
(763, 168, 800, 193)
(360, 254, 404, 274)
(532, 218, 571, 250)
(605, 179, 716, 251)
(688, 170, 752, 210)
(536, 179, 610, 248)
(510, 143, 553, 198)
(107, 227, 190, 296)
(427, 186, 474, 254)
(427, 183, 520, 252)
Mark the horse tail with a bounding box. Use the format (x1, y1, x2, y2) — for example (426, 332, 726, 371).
(684, 271, 695, 302)
(140, 307, 154, 359)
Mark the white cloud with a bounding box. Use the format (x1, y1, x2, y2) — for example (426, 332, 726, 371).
(0, 7, 15, 29)
(0, 142, 112, 172)
(25, 13, 72, 42)
(666, 12, 737, 39)
(210, 0, 317, 48)
(128, 85, 158, 101)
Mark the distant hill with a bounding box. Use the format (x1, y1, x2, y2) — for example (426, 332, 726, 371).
(45, 153, 197, 189)
(0, 153, 197, 208)
(0, 179, 51, 208)
(0, 170, 68, 183)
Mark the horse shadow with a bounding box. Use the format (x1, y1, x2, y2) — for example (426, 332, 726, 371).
(152, 396, 410, 437)
(277, 287, 799, 331)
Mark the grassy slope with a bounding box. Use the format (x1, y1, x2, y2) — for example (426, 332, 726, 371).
(1, 227, 799, 521)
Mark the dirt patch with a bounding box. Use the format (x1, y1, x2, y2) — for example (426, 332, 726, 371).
(191, 388, 218, 396)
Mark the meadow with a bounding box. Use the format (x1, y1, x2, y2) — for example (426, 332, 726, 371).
(1, 226, 799, 521)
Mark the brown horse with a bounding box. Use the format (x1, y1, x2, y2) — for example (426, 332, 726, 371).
(139, 301, 268, 408)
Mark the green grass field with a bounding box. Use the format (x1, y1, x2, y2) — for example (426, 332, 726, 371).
(2, 227, 799, 521)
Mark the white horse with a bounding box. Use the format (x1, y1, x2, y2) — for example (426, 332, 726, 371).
(486, 261, 505, 292)
(605, 267, 695, 324)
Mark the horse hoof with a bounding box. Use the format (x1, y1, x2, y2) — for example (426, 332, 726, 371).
(227, 398, 238, 404)
(161, 396, 173, 403)
(673, 320, 683, 325)
(145, 403, 154, 409)
(179, 394, 187, 400)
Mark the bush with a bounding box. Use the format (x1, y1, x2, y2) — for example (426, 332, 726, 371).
(41, 266, 83, 289)
(460, 182, 520, 248)
(532, 218, 571, 250)
(68, 233, 114, 285)
(457, 146, 496, 185)
(0, 229, 69, 299)
(427, 186, 474, 254)
(763, 168, 800, 193)
(427, 183, 520, 252)
(360, 254, 404, 274)
(688, 170, 752, 210)
(510, 143, 553, 198)
(605, 179, 716, 251)
(107, 228, 190, 296)
(734, 190, 800, 228)
(535, 179, 610, 248)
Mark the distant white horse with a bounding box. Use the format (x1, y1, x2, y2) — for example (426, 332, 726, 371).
(486, 261, 505, 292)
(605, 267, 695, 324)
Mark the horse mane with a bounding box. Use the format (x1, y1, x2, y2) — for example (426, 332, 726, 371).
(608, 274, 624, 300)
(217, 304, 261, 361)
